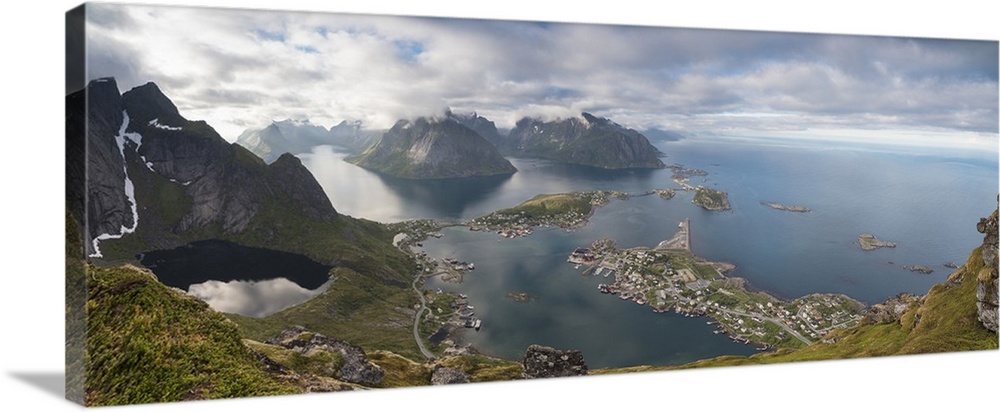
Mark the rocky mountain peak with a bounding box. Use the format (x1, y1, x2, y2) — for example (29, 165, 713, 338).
(71, 77, 339, 257)
(349, 115, 516, 179)
(86, 78, 123, 105)
(505, 112, 665, 169)
(580, 112, 601, 125)
(121, 82, 183, 126)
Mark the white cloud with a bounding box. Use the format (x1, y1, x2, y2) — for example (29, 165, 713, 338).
(84, 3, 998, 149)
(187, 277, 331, 318)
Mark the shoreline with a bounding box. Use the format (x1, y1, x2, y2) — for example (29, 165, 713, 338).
(391, 191, 867, 364)
(571, 222, 865, 350)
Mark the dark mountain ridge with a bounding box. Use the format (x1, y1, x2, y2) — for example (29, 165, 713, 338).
(349, 116, 517, 179)
(70, 79, 338, 259)
(502, 112, 665, 169)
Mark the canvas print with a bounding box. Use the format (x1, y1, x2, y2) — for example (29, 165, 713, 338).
(65, 2, 999, 406)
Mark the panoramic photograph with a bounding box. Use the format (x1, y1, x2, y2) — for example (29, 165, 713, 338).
(65, 2, 998, 407)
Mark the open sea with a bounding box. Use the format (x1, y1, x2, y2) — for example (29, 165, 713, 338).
(298, 136, 997, 368)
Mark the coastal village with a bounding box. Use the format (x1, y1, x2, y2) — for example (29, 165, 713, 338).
(568, 220, 865, 349)
(389, 179, 871, 354)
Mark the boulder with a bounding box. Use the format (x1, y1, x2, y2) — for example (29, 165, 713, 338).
(430, 366, 470, 385)
(521, 344, 588, 379)
(267, 326, 384, 385)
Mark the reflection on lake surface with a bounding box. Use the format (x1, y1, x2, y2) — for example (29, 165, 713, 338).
(139, 239, 333, 317)
(188, 278, 332, 317)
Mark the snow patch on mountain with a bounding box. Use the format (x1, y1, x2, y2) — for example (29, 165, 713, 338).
(149, 118, 183, 131)
(90, 111, 143, 258)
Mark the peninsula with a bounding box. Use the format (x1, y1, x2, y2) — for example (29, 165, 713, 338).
(467, 190, 632, 238)
(570, 221, 865, 349)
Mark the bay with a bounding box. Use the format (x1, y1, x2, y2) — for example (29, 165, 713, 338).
(300, 137, 997, 367)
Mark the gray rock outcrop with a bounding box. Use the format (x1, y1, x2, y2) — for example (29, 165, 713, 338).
(430, 366, 470, 385)
(976, 208, 998, 333)
(860, 293, 923, 325)
(521, 344, 588, 379)
(267, 326, 384, 385)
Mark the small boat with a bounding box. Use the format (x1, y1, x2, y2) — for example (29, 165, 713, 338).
(473, 319, 482, 331)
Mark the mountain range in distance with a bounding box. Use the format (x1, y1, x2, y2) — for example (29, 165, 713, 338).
(236, 118, 380, 163)
(348, 116, 518, 179)
(236, 109, 674, 179)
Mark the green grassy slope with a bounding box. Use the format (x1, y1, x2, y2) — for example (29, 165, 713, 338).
(499, 193, 593, 218)
(84, 265, 300, 405)
(227, 266, 423, 360)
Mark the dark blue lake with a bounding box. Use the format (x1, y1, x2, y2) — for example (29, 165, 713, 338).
(301, 137, 997, 368)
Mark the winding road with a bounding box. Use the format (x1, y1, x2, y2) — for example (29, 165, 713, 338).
(411, 271, 435, 360)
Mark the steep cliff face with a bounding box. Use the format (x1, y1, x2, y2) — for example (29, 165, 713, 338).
(350, 117, 517, 179)
(69, 79, 337, 258)
(66, 79, 132, 249)
(505, 112, 665, 169)
(976, 208, 998, 332)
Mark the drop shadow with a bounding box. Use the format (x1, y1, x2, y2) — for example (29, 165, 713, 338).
(9, 372, 65, 400)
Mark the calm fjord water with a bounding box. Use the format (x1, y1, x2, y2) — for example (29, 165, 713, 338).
(300, 137, 998, 368)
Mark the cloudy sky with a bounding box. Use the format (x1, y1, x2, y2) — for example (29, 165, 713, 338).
(83, 2, 998, 149)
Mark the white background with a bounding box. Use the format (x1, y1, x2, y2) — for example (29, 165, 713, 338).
(0, 1, 997, 411)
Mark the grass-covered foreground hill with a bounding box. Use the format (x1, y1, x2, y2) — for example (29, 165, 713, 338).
(80, 261, 526, 405)
(84, 264, 300, 405)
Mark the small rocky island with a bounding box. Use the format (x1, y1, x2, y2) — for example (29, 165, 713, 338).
(903, 265, 934, 274)
(655, 188, 677, 199)
(761, 201, 812, 213)
(859, 233, 897, 251)
(692, 187, 731, 211)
